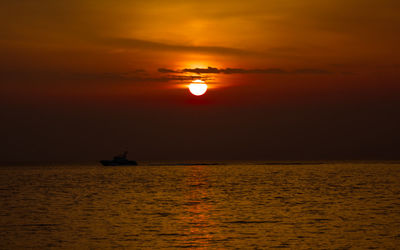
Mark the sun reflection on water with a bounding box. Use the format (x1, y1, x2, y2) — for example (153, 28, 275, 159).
(179, 166, 216, 249)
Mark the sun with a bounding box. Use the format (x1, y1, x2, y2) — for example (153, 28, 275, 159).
(188, 79, 207, 96)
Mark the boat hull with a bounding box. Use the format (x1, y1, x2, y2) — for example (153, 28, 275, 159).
(100, 160, 138, 166)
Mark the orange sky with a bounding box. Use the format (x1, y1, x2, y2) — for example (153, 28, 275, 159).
(1, 0, 399, 161)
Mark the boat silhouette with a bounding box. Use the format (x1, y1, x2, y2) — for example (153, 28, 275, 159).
(100, 151, 138, 166)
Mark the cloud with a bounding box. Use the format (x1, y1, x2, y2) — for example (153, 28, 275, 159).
(158, 67, 332, 75)
(182, 67, 221, 74)
(101, 38, 253, 56)
(0, 68, 213, 84)
(2, 66, 332, 86)
(71, 70, 211, 83)
(158, 68, 180, 73)
(292, 68, 331, 74)
(223, 68, 288, 74)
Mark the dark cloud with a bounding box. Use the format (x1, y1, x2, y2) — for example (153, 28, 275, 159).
(2, 66, 332, 86)
(224, 68, 288, 74)
(183, 67, 221, 74)
(158, 68, 180, 73)
(102, 38, 252, 56)
(158, 67, 332, 75)
(293, 68, 331, 74)
(0, 68, 211, 84)
(71, 71, 209, 82)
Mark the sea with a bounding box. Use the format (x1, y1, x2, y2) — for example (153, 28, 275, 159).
(0, 162, 399, 249)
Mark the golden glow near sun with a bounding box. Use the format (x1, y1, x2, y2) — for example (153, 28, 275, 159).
(189, 80, 208, 96)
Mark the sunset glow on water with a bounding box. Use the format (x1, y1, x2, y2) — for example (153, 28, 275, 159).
(1, 162, 400, 249)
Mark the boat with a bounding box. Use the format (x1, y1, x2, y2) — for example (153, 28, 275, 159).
(100, 151, 138, 166)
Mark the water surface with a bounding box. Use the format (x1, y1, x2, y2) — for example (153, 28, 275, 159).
(1, 163, 399, 248)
